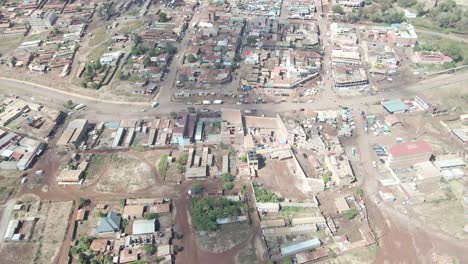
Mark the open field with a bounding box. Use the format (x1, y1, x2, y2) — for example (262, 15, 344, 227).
(91, 153, 155, 193)
(196, 222, 251, 253)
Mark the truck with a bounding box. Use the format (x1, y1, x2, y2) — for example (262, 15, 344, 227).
(74, 104, 86, 110)
(202, 100, 211, 105)
(213, 100, 223, 105)
(151, 101, 159, 108)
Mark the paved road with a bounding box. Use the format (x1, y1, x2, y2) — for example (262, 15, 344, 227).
(1, 70, 468, 120)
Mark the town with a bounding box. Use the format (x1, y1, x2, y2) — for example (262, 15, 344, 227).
(0, 0, 467, 264)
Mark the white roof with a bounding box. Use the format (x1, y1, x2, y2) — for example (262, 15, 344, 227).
(434, 159, 465, 169)
(132, 219, 155, 235)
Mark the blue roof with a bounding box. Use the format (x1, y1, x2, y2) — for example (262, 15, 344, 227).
(382, 100, 409, 113)
(281, 238, 321, 256)
(96, 211, 121, 233)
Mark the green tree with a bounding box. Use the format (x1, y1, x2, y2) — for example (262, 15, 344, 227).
(187, 54, 197, 63)
(143, 56, 151, 67)
(223, 182, 234, 190)
(332, 5, 345, 15)
(144, 244, 156, 255)
(159, 12, 168, 22)
(323, 170, 332, 183)
(355, 187, 364, 197)
(345, 208, 358, 220)
(234, 53, 242, 62)
(144, 213, 158, 220)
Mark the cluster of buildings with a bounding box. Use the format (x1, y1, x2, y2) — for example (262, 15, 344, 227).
(5, 0, 95, 75)
(179, 8, 245, 85)
(330, 23, 368, 89)
(242, 18, 322, 89)
(79, 198, 174, 264)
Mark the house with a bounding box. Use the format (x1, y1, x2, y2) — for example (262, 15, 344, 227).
(385, 115, 402, 127)
(96, 212, 121, 234)
(296, 247, 329, 264)
(123, 205, 145, 219)
(90, 239, 109, 252)
(157, 244, 173, 257)
(149, 203, 170, 214)
(132, 219, 155, 235)
(387, 141, 433, 168)
(382, 100, 409, 114)
(119, 249, 139, 263)
(76, 209, 88, 222)
(57, 169, 83, 184)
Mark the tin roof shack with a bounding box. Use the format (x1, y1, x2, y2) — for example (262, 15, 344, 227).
(295, 247, 329, 264)
(387, 23, 418, 47)
(57, 119, 88, 150)
(257, 202, 280, 213)
(382, 100, 409, 114)
(387, 141, 433, 169)
(96, 211, 122, 234)
(280, 238, 321, 256)
(132, 219, 156, 235)
(261, 218, 287, 229)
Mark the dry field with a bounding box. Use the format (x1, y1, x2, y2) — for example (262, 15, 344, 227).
(195, 222, 251, 254)
(93, 153, 155, 193)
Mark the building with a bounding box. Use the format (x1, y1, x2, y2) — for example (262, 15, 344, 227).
(385, 115, 403, 127)
(451, 128, 468, 144)
(90, 239, 109, 252)
(132, 219, 155, 235)
(123, 205, 145, 219)
(96, 212, 121, 234)
(57, 119, 88, 150)
(382, 100, 409, 114)
(256, 202, 280, 213)
(260, 218, 286, 229)
(434, 158, 466, 170)
(296, 247, 329, 264)
(291, 216, 326, 226)
(387, 141, 433, 168)
(247, 151, 259, 170)
(56, 169, 83, 184)
(221, 109, 244, 145)
(29, 10, 56, 31)
(281, 238, 321, 256)
(387, 23, 417, 47)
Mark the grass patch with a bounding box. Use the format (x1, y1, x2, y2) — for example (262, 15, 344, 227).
(86, 155, 106, 181)
(253, 184, 282, 203)
(158, 154, 168, 180)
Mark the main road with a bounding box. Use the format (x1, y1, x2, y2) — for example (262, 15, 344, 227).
(1, 70, 467, 120)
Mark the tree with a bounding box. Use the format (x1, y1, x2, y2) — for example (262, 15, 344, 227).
(221, 173, 234, 183)
(159, 12, 168, 22)
(323, 170, 332, 183)
(234, 53, 242, 62)
(223, 182, 234, 190)
(345, 208, 358, 220)
(332, 5, 345, 15)
(78, 197, 90, 208)
(144, 244, 156, 255)
(178, 74, 189, 82)
(355, 187, 364, 197)
(165, 45, 177, 54)
(190, 183, 203, 193)
(143, 56, 151, 67)
(170, 112, 178, 119)
(66, 100, 74, 108)
(144, 213, 158, 220)
(186, 54, 197, 63)
(239, 155, 247, 162)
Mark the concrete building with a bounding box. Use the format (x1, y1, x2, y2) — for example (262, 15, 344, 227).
(387, 141, 433, 168)
(247, 151, 259, 170)
(57, 119, 88, 150)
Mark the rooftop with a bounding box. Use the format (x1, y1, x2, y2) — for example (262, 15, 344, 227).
(389, 141, 432, 158)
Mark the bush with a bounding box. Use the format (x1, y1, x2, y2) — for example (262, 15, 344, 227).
(221, 173, 234, 183)
(71, 236, 92, 256)
(187, 54, 197, 63)
(332, 5, 344, 15)
(239, 155, 247, 163)
(144, 243, 156, 255)
(355, 187, 364, 197)
(223, 182, 234, 190)
(144, 213, 158, 220)
(345, 208, 358, 220)
(253, 184, 282, 202)
(158, 154, 169, 179)
(323, 171, 332, 184)
(190, 197, 243, 231)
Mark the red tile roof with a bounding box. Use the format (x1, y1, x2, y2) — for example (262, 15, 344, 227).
(389, 141, 432, 158)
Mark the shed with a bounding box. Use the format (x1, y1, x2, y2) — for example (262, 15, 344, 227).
(132, 219, 155, 235)
(385, 115, 402, 127)
(123, 205, 144, 219)
(382, 100, 409, 114)
(280, 238, 321, 256)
